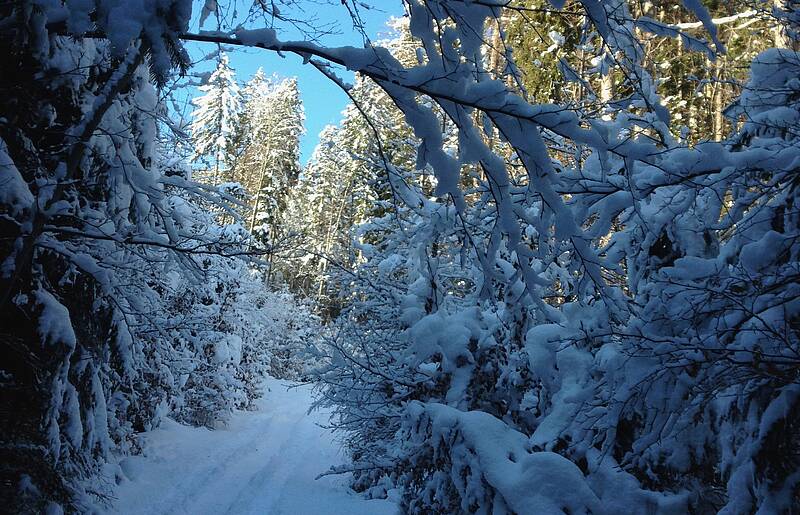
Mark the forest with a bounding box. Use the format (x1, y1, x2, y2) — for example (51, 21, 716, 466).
(1, 0, 798, 514)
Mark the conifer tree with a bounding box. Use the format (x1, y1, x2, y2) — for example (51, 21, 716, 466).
(190, 52, 242, 185)
(235, 77, 304, 249)
(284, 20, 422, 310)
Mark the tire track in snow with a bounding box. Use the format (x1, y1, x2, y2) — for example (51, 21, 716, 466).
(125, 408, 286, 515)
(109, 379, 397, 515)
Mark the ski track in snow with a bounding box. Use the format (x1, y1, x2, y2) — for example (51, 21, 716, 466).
(109, 378, 398, 515)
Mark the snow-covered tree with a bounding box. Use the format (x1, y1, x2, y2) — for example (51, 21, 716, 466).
(0, 4, 313, 511)
(305, 2, 800, 513)
(284, 21, 422, 310)
(190, 52, 241, 185)
(234, 76, 304, 252)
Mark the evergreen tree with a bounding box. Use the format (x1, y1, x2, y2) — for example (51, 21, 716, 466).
(4, 1, 799, 513)
(0, 6, 315, 510)
(234, 76, 303, 252)
(505, 0, 774, 143)
(284, 19, 423, 311)
(232, 67, 271, 173)
(190, 52, 242, 185)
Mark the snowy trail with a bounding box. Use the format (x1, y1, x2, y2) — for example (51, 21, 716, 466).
(109, 378, 397, 515)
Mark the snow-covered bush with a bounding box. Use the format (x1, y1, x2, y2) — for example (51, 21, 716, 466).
(151, 255, 320, 427)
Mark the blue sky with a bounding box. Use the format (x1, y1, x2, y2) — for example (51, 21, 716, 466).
(184, 1, 404, 164)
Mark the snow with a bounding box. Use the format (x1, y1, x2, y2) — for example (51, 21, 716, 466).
(235, 28, 278, 48)
(108, 378, 398, 515)
(408, 402, 603, 515)
(0, 138, 34, 217)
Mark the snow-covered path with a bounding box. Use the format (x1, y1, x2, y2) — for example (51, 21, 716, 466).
(109, 378, 397, 515)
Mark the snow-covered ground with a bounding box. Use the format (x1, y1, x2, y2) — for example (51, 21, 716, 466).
(109, 378, 398, 515)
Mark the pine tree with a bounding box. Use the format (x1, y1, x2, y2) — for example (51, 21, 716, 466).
(232, 67, 271, 173)
(233, 77, 303, 248)
(5, 1, 798, 512)
(284, 20, 422, 310)
(190, 52, 242, 185)
(505, 0, 773, 143)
